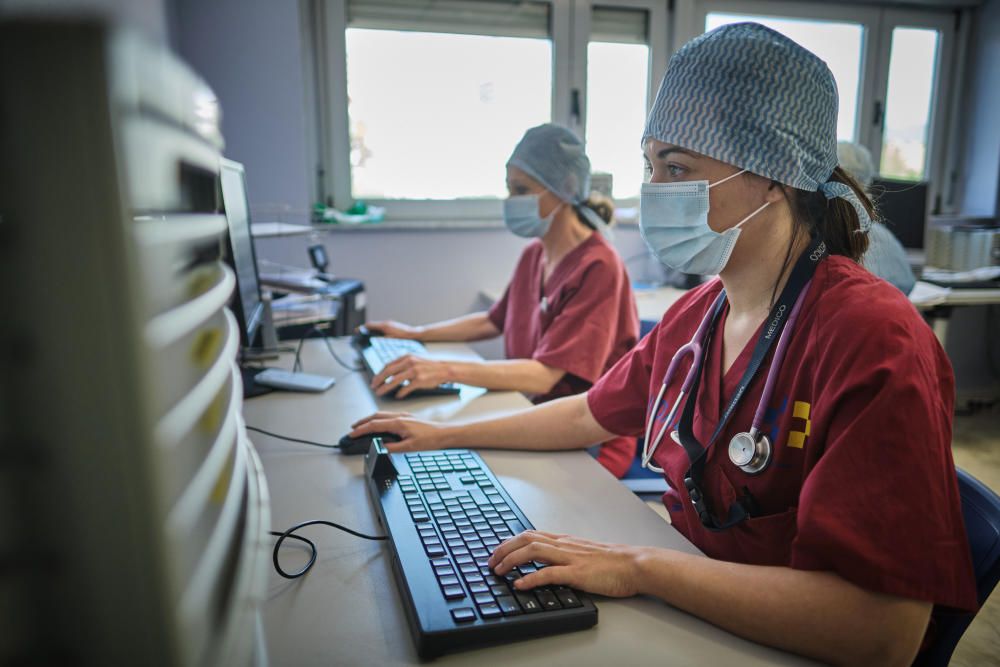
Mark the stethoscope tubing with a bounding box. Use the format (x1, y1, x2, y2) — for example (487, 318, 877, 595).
(641, 280, 813, 473)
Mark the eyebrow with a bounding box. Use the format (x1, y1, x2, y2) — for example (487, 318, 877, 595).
(656, 146, 697, 160)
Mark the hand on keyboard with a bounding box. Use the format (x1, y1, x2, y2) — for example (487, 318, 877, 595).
(364, 320, 423, 340)
(488, 530, 645, 599)
(371, 354, 454, 398)
(349, 411, 446, 452)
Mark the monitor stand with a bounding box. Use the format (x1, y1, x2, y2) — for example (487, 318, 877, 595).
(240, 364, 275, 399)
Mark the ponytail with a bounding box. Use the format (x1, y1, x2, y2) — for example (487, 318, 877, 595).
(785, 166, 874, 261)
(577, 191, 615, 230)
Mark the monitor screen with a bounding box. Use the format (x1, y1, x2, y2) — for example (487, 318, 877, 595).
(219, 159, 263, 347)
(871, 178, 929, 250)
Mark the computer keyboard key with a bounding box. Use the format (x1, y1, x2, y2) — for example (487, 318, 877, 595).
(426, 545, 447, 557)
(489, 585, 508, 597)
(443, 585, 466, 600)
(478, 603, 502, 619)
(496, 596, 522, 616)
(535, 590, 562, 611)
(434, 565, 454, 576)
(515, 592, 543, 613)
(469, 583, 489, 595)
(506, 520, 526, 535)
(451, 608, 476, 623)
(456, 554, 474, 565)
(553, 587, 583, 608)
(439, 575, 461, 587)
(473, 593, 494, 605)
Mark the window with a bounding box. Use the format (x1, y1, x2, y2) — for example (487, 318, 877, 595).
(690, 2, 959, 209)
(879, 27, 941, 181)
(705, 12, 864, 142)
(586, 7, 650, 201)
(345, 29, 552, 200)
(310, 0, 665, 220)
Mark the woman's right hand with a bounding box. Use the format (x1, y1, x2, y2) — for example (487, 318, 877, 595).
(363, 320, 422, 340)
(349, 411, 447, 452)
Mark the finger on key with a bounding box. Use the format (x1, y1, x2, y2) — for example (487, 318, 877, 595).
(375, 369, 414, 397)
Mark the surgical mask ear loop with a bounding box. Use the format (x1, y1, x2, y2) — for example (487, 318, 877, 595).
(708, 168, 771, 232)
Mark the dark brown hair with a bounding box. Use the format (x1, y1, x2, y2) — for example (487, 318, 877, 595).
(577, 191, 615, 229)
(782, 166, 874, 261)
(765, 166, 875, 305)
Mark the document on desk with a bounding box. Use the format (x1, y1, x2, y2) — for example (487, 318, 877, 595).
(908, 281, 951, 308)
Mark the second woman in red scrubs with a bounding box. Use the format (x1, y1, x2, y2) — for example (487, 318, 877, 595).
(365, 124, 639, 478)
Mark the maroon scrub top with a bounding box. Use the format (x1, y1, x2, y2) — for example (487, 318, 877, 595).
(587, 256, 977, 643)
(488, 232, 639, 477)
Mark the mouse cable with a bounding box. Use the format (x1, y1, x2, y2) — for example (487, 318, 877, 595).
(291, 327, 363, 373)
(270, 520, 387, 579)
(314, 328, 363, 372)
(246, 425, 342, 450)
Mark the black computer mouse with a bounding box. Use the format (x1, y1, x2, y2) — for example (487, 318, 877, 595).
(351, 324, 373, 348)
(338, 431, 401, 455)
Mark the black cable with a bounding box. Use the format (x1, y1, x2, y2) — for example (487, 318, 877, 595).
(270, 520, 386, 579)
(313, 326, 363, 372)
(292, 333, 308, 373)
(245, 425, 340, 450)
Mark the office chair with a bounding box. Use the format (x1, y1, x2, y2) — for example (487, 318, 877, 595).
(915, 467, 1000, 666)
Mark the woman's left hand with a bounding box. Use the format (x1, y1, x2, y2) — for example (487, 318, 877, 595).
(487, 530, 646, 598)
(371, 355, 453, 398)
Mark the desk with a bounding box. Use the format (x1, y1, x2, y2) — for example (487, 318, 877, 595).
(908, 280, 1000, 343)
(244, 338, 813, 666)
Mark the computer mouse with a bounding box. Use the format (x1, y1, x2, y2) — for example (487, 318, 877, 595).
(338, 431, 401, 455)
(352, 324, 373, 348)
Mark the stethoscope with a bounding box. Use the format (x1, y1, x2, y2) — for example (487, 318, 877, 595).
(641, 278, 813, 476)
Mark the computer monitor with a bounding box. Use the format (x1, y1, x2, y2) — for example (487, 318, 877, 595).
(220, 158, 264, 347)
(871, 178, 929, 250)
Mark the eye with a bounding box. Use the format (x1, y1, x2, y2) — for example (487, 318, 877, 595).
(667, 163, 688, 178)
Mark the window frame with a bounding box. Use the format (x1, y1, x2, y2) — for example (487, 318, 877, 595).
(676, 0, 963, 213)
(305, 0, 665, 221)
(303, 0, 967, 221)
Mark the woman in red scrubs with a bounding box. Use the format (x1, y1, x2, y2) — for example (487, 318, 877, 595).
(365, 124, 639, 478)
(352, 24, 977, 664)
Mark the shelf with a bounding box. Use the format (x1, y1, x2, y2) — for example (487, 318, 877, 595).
(154, 308, 239, 448)
(145, 262, 235, 349)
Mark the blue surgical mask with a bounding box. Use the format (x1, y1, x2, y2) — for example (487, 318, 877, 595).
(503, 195, 562, 238)
(639, 169, 770, 275)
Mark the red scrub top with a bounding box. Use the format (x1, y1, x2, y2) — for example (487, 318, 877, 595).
(489, 232, 639, 478)
(587, 256, 977, 627)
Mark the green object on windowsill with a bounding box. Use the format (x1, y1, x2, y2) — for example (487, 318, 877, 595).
(312, 200, 386, 225)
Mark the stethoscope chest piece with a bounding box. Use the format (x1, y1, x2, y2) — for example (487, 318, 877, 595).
(728, 432, 772, 475)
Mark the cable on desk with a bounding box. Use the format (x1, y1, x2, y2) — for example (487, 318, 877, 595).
(317, 331, 364, 372)
(270, 520, 386, 579)
(290, 327, 362, 374)
(292, 333, 308, 373)
(246, 425, 340, 450)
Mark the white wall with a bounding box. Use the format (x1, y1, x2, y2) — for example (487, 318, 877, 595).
(256, 225, 652, 359)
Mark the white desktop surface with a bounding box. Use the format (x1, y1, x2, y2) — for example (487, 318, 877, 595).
(244, 338, 814, 666)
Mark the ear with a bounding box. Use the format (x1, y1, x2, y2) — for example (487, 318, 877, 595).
(764, 181, 788, 205)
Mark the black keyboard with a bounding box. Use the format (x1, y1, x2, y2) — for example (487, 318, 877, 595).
(353, 336, 461, 398)
(364, 440, 598, 658)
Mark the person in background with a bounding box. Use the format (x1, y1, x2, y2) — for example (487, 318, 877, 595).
(837, 141, 917, 294)
(352, 24, 975, 664)
(364, 124, 640, 478)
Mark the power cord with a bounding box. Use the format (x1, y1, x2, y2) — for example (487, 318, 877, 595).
(270, 520, 386, 579)
(291, 326, 363, 373)
(245, 425, 340, 450)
